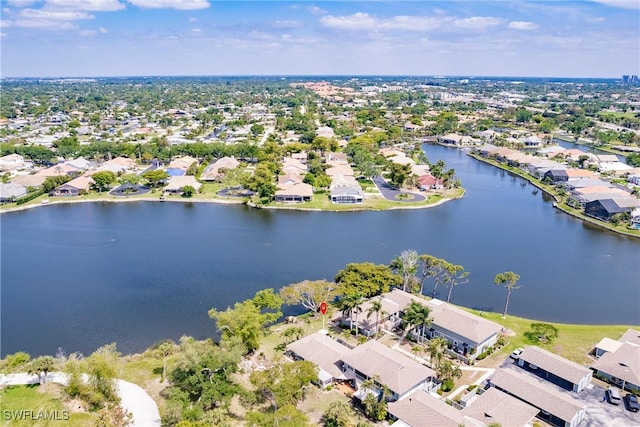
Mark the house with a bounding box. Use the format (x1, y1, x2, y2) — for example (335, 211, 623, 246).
(200, 157, 239, 181)
(489, 368, 587, 427)
(51, 176, 93, 196)
(0, 183, 28, 203)
(521, 135, 543, 147)
(10, 174, 47, 188)
(35, 163, 82, 177)
(0, 153, 27, 172)
(584, 198, 640, 221)
(281, 158, 307, 175)
(325, 152, 348, 164)
(418, 174, 443, 190)
(278, 173, 303, 186)
(516, 346, 592, 392)
(291, 152, 308, 164)
(346, 290, 502, 360)
(274, 182, 313, 203)
(340, 340, 436, 402)
(326, 164, 355, 177)
(96, 157, 137, 174)
(285, 331, 351, 387)
(168, 156, 197, 171)
(461, 387, 539, 427)
(330, 186, 364, 204)
(387, 390, 465, 427)
(163, 175, 202, 194)
(591, 329, 640, 392)
(316, 126, 335, 139)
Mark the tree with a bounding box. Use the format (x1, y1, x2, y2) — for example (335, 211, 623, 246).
(366, 298, 384, 335)
(525, 322, 559, 344)
(141, 169, 169, 188)
(427, 336, 448, 374)
(91, 171, 117, 193)
(85, 343, 121, 406)
(209, 289, 283, 352)
(398, 300, 431, 345)
(322, 400, 355, 427)
(279, 280, 337, 314)
(335, 262, 401, 298)
(181, 185, 195, 198)
(157, 341, 175, 380)
(389, 162, 411, 188)
(443, 263, 469, 303)
(438, 359, 462, 383)
(390, 249, 419, 292)
(250, 123, 264, 136)
(337, 292, 364, 334)
(494, 271, 521, 318)
(28, 355, 54, 385)
(250, 360, 317, 409)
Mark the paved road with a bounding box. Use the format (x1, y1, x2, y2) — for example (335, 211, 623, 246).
(372, 176, 426, 202)
(0, 372, 161, 427)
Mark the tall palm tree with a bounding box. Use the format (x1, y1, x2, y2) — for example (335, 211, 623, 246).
(494, 271, 521, 318)
(427, 336, 449, 373)
(398, 300, 431, 345)
(444, 264, 469, 303)
(366, 299, 384, 336)
(338, 293, 364, 334)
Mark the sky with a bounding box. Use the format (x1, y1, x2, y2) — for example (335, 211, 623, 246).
(1, 0, 639, 78)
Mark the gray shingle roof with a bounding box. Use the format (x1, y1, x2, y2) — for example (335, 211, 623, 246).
(519, 345, 592, 385)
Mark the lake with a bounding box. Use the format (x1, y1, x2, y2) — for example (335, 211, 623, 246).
(1, 144, 638, 357)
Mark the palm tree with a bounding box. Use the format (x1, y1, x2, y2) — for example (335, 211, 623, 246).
(338, 293, 364, 334)
(494, 271, 521, 318)
(427, 336, 449, 373)
(398, 300, 432, 345)
(366, 299, 384, 336)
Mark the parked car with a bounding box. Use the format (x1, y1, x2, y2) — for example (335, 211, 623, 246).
(623, 393, 639, 412)
(510, 348, 523, 359)
(606, 387, 622, 405)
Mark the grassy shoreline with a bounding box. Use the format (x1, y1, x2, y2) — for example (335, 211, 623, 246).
(467, 152, 640, 239)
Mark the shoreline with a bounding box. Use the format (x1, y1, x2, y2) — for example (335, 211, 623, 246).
(466, 152, 640, 239)
(0, 190, 463, 214)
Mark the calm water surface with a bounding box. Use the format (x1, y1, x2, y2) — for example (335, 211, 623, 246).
(2, 144, 639, 357)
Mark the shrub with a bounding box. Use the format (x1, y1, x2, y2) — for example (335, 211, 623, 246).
(467, 384, 478, 392)
(476, 352, 488, 360)
(440, 379, 455, 392)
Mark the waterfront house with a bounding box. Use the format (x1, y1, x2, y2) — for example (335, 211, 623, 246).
(584, 198, 640, 221)
(0, 183, 28, 203)
(274, 182, 313, 203)
(163, 175, 201, 194)
(516, 346, 592, 392)
(344, 290, 502, 360)
(285, 331, 351, 387)
(200, 156, 240, 181)
(51, 175, 93, 196)
(489, 368, 587, 427)
(340, 340, 436, 402)
(591, 329, 640, 392)
(330, 186, 364, 204)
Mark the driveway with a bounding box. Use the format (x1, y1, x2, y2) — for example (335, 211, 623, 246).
(372, 176, 425, 202)
(0, 372, 161, 427)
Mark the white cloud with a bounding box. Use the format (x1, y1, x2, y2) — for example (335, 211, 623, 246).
(454, 16, 503, 30)
(45, 0, 125, 11)
(20, 8, 94, 20)
(7, 0, 39, 6)
(272, 20, 303, 29)
(99, 26, 108, 33)
(508, 21, 539, 31)
(80, 28, 97, 36)
(307, 6, 326, 15)
(589, 0, 639, 10)
(128, 0, 210, 10)
(321, 13, 443, 32)
(587, 17, 606, 23)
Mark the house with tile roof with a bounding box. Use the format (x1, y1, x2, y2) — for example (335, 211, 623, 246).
(286, 331, 352, 387)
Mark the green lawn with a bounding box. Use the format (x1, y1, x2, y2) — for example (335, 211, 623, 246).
(463, 308, 637, 367)
(0, 384, 93, 427)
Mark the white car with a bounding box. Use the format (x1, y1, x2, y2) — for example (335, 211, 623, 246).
(510, 348, 524, 359)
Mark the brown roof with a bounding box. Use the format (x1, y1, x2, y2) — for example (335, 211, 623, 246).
(387, 390, 464, 427)
(462, 387, 538, 427)
(490, 368, 586, 423)
(519, 346, 592, 385)
(340, 340, 435, 397)
(275, 182, 313, 197)
(619, 329, 640, 346)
